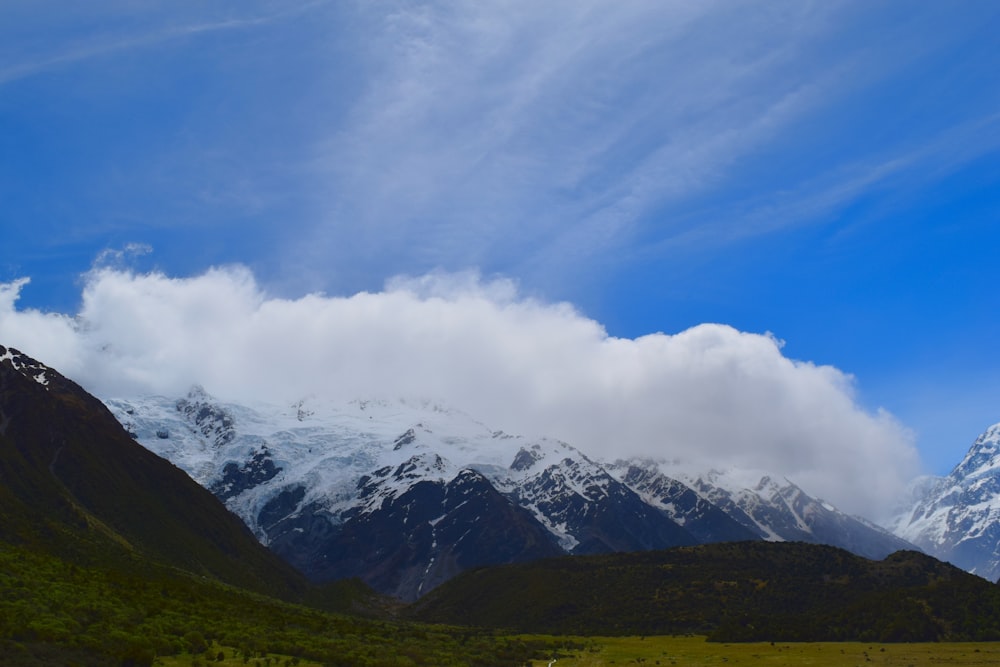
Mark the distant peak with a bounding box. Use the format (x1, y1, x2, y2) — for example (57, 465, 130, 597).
(185, 384, 212, 401)
(980, 422, 1000, 447)
(949, 421, 1000, 480)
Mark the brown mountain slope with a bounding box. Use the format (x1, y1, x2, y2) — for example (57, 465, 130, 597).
(0, 344, 307, 600)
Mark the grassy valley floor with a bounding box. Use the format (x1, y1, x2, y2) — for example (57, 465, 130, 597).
(525, 635, 1000, 666)
(156, 643, 323, 667)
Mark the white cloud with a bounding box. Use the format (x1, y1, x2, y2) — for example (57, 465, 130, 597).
(0, 266, 918, 519)
(0, 278, 82, 373)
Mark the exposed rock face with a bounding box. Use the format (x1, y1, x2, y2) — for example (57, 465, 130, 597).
(211, 447, 281, 501)
(615, 464, 761, 544)
(176, 387, 236, 447)
(508, 455, 697, 554)
(269, 469, 562, 601)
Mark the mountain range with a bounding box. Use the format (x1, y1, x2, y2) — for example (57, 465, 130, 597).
(7, 341, 1000, 662)
(0, 344, 566, 666)
(106, 386, 913, 600)
(6, 339, 998, 595)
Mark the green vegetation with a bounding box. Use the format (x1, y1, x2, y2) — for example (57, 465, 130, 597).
(524, 635, 1000, 666)
(156, 642, 323, 667)
(0, 543, 565, 666)
(411, 541, 1000, 641)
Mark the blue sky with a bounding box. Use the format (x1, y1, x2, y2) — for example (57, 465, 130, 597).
(2, 1, 1000, 491)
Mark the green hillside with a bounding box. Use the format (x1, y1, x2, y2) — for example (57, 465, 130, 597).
(409, 541, 1000, 642)
(0, 542, 567, 666)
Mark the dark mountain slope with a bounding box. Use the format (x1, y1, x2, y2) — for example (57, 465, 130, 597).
(0, 345, 306, 599)
(409, 541, 1000, 642)
(270, 468, 564, 601)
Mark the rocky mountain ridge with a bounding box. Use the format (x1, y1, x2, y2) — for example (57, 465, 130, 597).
(107, 387, 912, 600)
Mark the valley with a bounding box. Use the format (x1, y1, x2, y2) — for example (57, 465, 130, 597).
(4, 344, 1000, 666)
(523, 636, 1000, 667)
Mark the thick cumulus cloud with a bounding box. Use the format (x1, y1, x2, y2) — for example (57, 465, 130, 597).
(0, 267, 917, 518)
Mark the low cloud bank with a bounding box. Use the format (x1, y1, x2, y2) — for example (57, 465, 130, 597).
(0, 267, 918, 518)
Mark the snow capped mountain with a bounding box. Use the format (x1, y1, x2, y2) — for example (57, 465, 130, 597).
(110, 392, 519, 532)
(109, 391, 590, 599)
(504, 447, 697, 554)
(106, 387, 915, 599)
(610, 460, 912, 560)
(608, 462, 764, 544)
(891, 421, 1000, 581)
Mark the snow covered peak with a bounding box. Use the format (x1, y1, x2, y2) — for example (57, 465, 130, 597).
(105, 387, 549, 529)
(949, 421, 1000, 481)
(611, 457, 910, 558)
(889, 419, 1000, 581)
(671, 465, 786, 498)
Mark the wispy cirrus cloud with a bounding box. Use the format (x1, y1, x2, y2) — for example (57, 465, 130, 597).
(283, 3, 853, 283)
(307, 2, 820, 265)
(6, 1, 995, 302)
(271, 1, 999, 299)
(0, 1, 329, 86)
(648, 109, 1000, 259)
